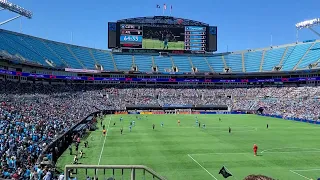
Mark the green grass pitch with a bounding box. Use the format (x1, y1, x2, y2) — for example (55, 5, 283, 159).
(142, 39, 184, 50)
(56, 114, 320, 180)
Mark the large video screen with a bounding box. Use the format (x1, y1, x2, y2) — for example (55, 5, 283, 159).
(119, 24, 207, 51)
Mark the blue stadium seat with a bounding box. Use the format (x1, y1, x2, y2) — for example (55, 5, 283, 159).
(262, 47, 286, 71)
(244, 51, 263, 72)
(44, 41, 83, 69)
(206, 56, 224, 72)
(113, 54, 133, 71)
(68, 46, 96, 69)
(172, 56, 192, 72)
(153, 56, 172, 72)
(20, 35, 68, 68)
(0, 32, 46, 65)
(0, 34, 21, 56)
(297, 42, 320, 69)
(190, 56, 210, 72)
(224, 53, 243, 72)
(282, 43, 312, 71)
(134, 55, 153, 72)
(91, 50, 115, 71)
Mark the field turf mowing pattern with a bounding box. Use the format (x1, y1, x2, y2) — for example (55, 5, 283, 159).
(142, 39, 184, 50)
(56, 115, 320, 180)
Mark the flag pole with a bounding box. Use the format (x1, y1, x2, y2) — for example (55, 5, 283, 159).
(223, 166, 238, 180)
(162, 5, 164, 15)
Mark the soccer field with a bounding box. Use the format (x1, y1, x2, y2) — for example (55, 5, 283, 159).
(56, 114, 320, 180)
(142, 39, 184, 50)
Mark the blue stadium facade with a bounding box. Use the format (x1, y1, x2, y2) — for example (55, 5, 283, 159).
(1, 29, 320, 73)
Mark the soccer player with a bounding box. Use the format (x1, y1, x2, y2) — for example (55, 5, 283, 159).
(229, 127, 231, 133)
(75, 143, 79, 152)
(73, 155, 78, 164)
(267, 124, 269, 129)
(132, 121, 135, 126)
(253, 144, 258, 156)
(178, 120, 180, 126)
(69, 145, 72, 155)
(195, 119, 199, 126)
(130, 121, 132, 126)
(153, 124, 155, 130)
(103, 129, 106, 136)
(202, 123, 206, 129)
(219, 118, 222, 122)
(198, 121, 201, 128)
(161, 122, 164, 127)
(120, 117, 123, 122)
(79, 150, 84, 158)
(120, 127, 123, 135)
(163, 37, 169, 50)
(129, 125, 132, 132)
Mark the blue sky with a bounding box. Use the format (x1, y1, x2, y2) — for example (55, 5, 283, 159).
(1, 0, 320, 52)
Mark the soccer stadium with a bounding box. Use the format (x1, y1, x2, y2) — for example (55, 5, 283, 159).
(1, 1, 320, 180)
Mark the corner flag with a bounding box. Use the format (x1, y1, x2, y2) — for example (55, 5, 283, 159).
(219, 166, 232, 178)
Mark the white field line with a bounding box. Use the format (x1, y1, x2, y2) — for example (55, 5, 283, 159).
(98, 116, 112, 165)
(187, 154, 218, 180)
(189, 149, 320, 156)
(261, 147, 320, 154)
(291, 169, 320, 172)
(289, 170, 312, 180)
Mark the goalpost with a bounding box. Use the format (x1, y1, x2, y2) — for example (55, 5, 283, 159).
(175, 109, 192, 115)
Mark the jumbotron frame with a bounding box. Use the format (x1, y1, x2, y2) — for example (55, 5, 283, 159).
(0, 0, 32, 26)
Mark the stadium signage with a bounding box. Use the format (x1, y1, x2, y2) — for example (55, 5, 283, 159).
(65, 68, 101, 73)
(122, 48, 206, 54)
(2, 69, 320, 83)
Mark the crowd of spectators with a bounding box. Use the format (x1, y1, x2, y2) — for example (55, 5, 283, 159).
(103, 86, 320, 120)
(0, 82, 99, 179)
(1, 80, 320, 179)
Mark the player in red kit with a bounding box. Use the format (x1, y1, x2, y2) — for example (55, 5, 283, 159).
(253, 144, 258, 156)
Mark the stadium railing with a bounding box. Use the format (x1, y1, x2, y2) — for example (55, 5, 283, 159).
(64, 165, 167, 180)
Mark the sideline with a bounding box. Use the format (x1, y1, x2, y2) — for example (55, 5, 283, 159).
(260, 147, 320, 154)
(98, 115, 112, 165)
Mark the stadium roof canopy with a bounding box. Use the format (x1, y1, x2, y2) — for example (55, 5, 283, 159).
(117, 16, 209, 26)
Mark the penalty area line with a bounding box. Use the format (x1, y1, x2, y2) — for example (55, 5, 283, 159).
(261, 147, 320, 154)
(187, 154, 218, 180)
(291, 169, 320, 172)
(98, 116, 112, 165)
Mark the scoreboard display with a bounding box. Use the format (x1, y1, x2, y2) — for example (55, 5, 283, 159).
(108, 20, 217, 52)
(119, 24, 208, 52)
(120, 24, 143, 48)
(184, 26, 206, 51)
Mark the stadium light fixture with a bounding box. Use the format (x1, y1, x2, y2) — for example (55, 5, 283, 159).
(295, 18, 320, 42)
(0, 0, 32, 26)
(296, 18, 320, 29)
